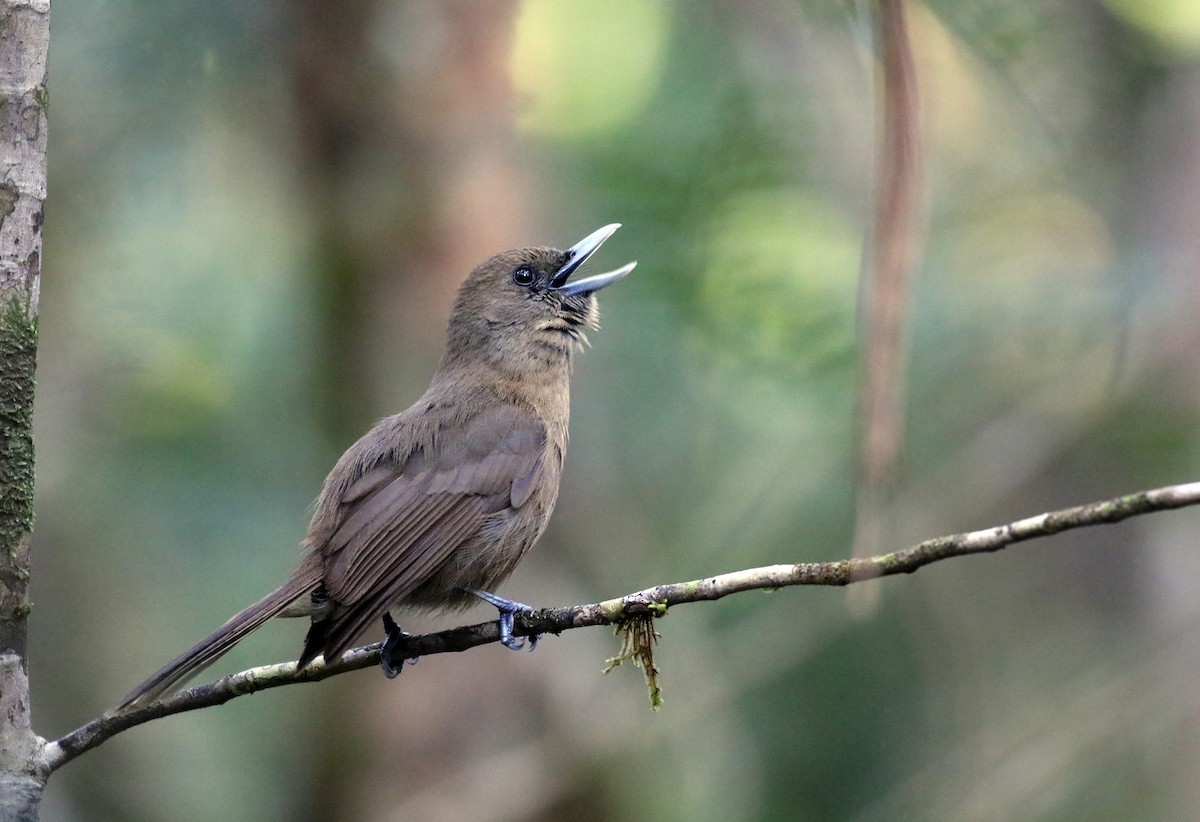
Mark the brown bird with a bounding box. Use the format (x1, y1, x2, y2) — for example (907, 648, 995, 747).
(117, 224, 635, 711)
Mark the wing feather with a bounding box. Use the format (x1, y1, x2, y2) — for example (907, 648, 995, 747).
(320, 497, 489, 661)
(309, 404, 549, 663)
(329, 489, 458, 598)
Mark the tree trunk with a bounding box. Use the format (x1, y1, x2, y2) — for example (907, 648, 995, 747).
(0, 0, 49, 818)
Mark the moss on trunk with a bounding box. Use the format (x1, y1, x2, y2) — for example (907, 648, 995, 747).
(0, 294, 36, 657)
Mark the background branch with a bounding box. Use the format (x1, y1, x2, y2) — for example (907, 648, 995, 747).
(853, 0, 922, 570)
(42, 479, 1200, 774)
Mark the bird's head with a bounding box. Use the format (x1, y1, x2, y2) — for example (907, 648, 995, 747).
(442, 224, 636, 375)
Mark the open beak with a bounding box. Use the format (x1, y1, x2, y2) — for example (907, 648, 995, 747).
(551, 223, 637, 296)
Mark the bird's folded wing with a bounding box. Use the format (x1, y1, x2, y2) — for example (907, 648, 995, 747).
(316, 404, 546, 658)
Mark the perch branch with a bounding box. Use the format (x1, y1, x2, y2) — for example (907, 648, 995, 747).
(40, 480, 1200, 773)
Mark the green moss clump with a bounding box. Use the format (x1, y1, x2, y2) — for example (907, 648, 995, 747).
(0, 295, 37, 560)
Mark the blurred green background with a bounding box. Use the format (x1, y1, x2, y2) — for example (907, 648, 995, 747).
(30, 1, 1200, 820)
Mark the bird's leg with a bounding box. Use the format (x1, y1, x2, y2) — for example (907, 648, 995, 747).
(465, 588, 539, 651)
(380, 612, 415, 678)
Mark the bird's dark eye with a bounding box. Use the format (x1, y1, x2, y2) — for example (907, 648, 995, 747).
(512, 266, 536, 287)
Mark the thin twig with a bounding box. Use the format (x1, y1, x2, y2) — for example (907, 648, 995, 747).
(40, 480, 1200, 773)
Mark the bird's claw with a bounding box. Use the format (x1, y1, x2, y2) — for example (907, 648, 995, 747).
(381, 612, 415, 678)
(465, 588, 540, 652)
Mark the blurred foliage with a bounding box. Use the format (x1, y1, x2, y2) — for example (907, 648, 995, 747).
(30, 1, 1200, 820)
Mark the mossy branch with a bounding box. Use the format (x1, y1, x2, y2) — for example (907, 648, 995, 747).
(39, 479, 1200, 773)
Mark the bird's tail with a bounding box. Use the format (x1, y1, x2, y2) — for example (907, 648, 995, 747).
(114, 568, 320, 712)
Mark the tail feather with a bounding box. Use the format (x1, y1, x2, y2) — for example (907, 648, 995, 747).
(115, 569, 319, 712)
(297, 617, 330, 670)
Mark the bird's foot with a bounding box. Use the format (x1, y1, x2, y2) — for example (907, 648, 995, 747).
(380, 612, 418, 678)
(465, 588, 539, 651)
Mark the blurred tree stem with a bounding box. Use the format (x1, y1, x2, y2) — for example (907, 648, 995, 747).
(40, 479, 1200, 773)
(291, 0, 524, 444)
(852, 0, 923, 605)
(0, 0, 49, 818)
